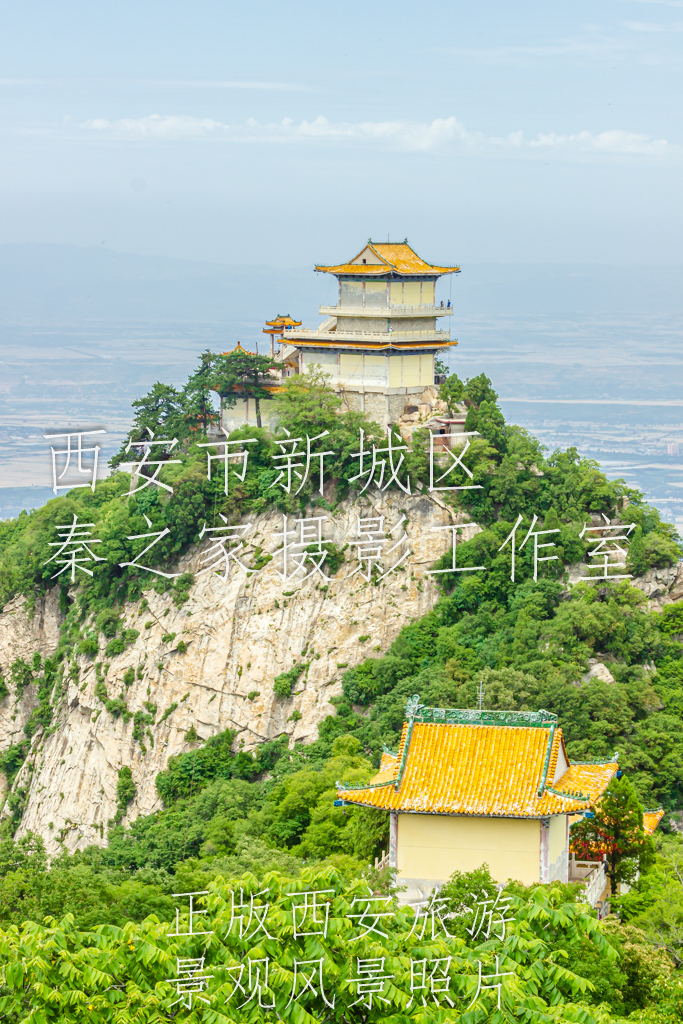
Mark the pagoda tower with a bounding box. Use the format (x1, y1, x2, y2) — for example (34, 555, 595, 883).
(277, 239, 459, 425)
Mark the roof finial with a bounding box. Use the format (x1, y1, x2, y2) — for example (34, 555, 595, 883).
(405, 694, 421, 719)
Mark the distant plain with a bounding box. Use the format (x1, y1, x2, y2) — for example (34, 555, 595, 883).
(0, 245, 681, 534)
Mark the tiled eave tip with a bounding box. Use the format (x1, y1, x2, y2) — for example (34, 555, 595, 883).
(544, 785, 590, 802)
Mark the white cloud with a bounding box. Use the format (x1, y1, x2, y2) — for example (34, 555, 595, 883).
(73, 114, 673, 158)
(83, 115, 226, 138)
(78, 114, 476, 150)
(529, 129, 669, 155)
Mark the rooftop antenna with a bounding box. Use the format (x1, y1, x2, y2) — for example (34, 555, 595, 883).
(477, 680, 485, 711)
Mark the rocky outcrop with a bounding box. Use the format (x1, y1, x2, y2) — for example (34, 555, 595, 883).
(0, 492, 467, 857)
(581, 660, 616, 685)
(630, 562, 683, 611)
(566, 558, 683, 611)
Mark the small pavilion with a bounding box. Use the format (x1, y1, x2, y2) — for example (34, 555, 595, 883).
(338, 698, 620, 901)
(262, 314, 302, 357)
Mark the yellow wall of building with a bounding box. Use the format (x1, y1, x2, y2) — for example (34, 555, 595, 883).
(364, 354, 387, 382)
(389, 355, 403, 387)
(341, 280, 363, 305)
(398, 814, 541, 888)
(365, 281, 387, 306)
(422, 281, 435, 304)
(403, 281, 421, 305)
(402, 354, 421, 386)
(549, 814, 568, 882)
(339, 352, 363, 381)
(419, 353, 434, 384)
(390, 282, 403, 306)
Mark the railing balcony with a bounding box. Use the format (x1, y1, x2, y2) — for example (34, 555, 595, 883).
(569, 855, 609, 911)
(284, 327, 452, 343)
(319, 304, 453, 318)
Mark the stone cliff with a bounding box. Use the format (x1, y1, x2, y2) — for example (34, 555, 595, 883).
(0, 491, 460, 857)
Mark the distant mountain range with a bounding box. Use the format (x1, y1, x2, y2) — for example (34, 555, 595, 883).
(0, 244, 681, 324)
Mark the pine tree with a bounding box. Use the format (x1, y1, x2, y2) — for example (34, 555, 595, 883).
(210, 348, 280, 429)
(627, 525, 648, 577)
(182, 349, 220, 435)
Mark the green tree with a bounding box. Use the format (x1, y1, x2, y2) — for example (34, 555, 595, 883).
(111, 382, 185, 467)
(571, 776, 655, 894)
(210, 347, 280, 428)
(438, 371, 465, 415)
(182, 349, 220, 434)
(628, 525, 648, 577)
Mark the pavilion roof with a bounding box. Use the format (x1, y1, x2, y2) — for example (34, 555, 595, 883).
(264, 314, 302, 330)
(316, 241, 460, 277)
(338, 702, 617, 819)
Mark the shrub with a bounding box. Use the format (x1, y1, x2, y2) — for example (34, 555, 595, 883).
(77, 637, 98, 657)
(0, 742, 29, 786)
(172, 573, 194, 607)
(160, 703, 178, 723)
(105, 638, 125, 657)
(105, 697, 130, 721)
(274, 662, 307, 699)
(123, 667, 135, 687)
(95, 608, 121, 638)
(132, 710, 154, 747)
(113, 766, 135, 823)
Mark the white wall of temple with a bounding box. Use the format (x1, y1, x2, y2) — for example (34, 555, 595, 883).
(220, 396, 280, 433)
(301, 350, 434, 389)
(339, 278, 436, 307)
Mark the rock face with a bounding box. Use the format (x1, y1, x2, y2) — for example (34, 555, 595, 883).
(582, 660, 616, 685)
(0, 492, 467, 857)
(630, 562, 683, 611)
(0, 588, 63, 807)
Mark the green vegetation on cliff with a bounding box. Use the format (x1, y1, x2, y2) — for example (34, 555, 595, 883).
(0, 357, 682, 1020)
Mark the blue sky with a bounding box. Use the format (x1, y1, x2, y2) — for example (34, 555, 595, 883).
(0, 0, 682, 266)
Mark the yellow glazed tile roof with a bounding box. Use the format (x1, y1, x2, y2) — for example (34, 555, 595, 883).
(643, 809, 665, 835)
(339, 711, 617, 819)
(316, 241, 460, 277)
(288, 338, 458, 351)
(264, 314, 302, 329)
(551, 763, 618, 804)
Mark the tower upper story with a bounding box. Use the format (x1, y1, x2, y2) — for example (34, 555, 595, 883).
(275, 239, 460, 403)
(315, 239, 460, 333)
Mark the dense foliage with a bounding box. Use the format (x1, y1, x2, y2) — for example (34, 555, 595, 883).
(0, 865, 651, 1024)
(0, 356, 682, 1020)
